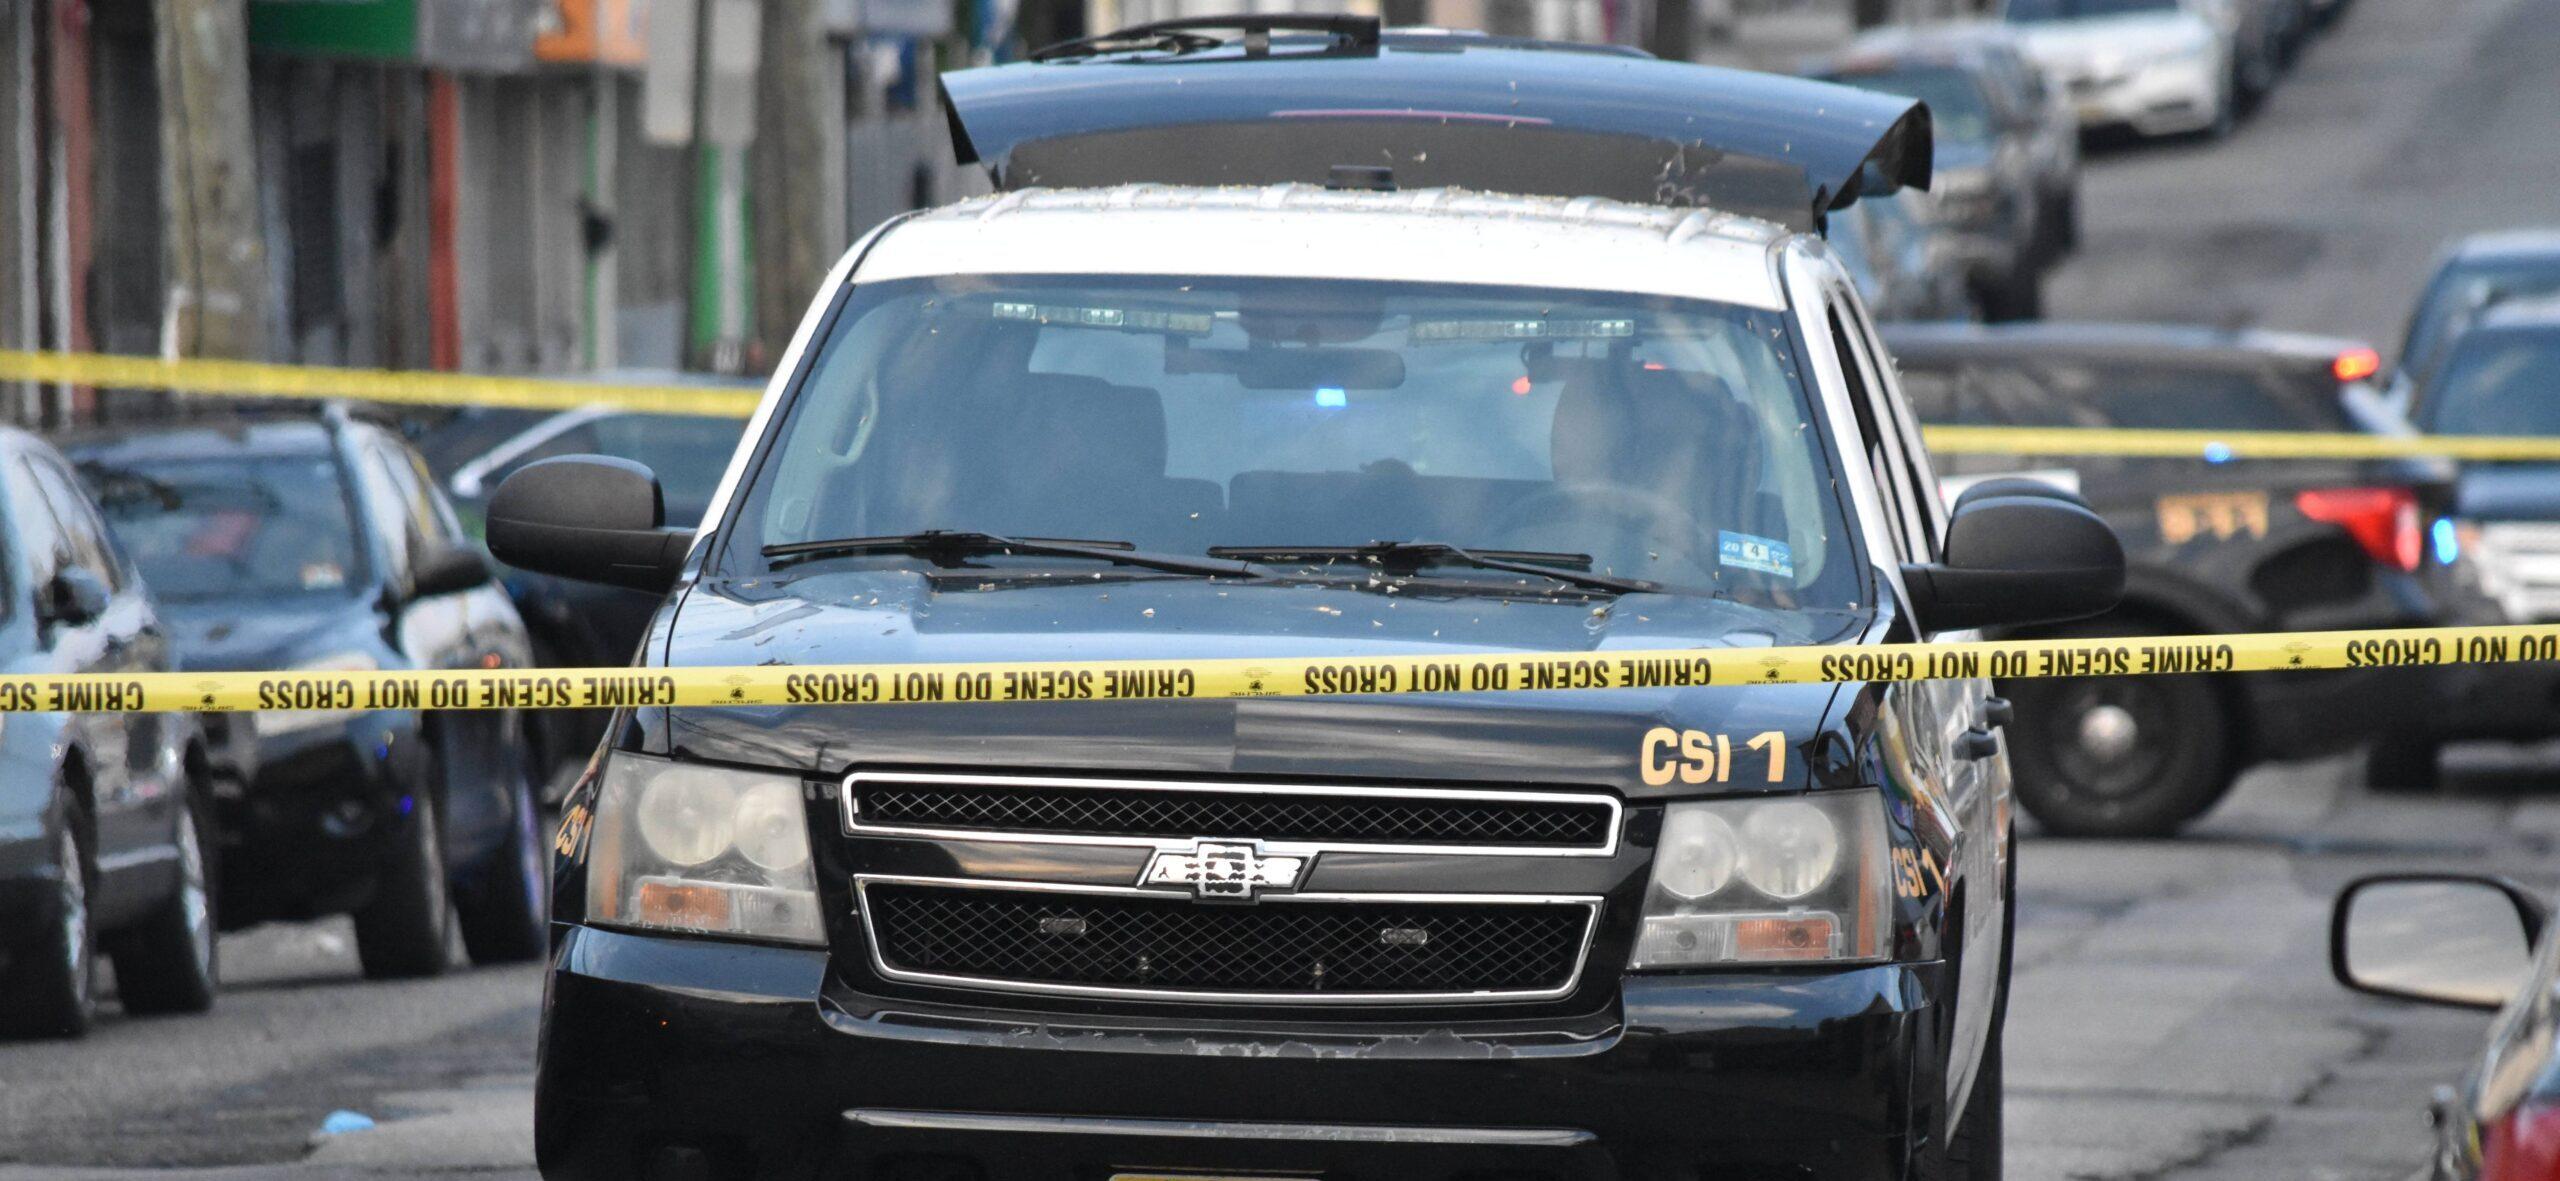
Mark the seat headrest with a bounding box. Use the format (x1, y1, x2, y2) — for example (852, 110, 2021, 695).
(1015, 373, 1168, 478)
(1551, 367, 1748, 490)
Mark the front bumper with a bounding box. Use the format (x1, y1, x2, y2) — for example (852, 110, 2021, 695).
(2061, 56, 2221, 136)
(536, 925, 1947, 1181)
(219, 715, 419, 924)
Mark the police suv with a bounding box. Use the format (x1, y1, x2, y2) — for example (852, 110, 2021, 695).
(502, 18, 2123, 1181)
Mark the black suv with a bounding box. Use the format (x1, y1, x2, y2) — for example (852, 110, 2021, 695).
(507, 19, 2123, 1181)
(1887, 322, 2520, 831)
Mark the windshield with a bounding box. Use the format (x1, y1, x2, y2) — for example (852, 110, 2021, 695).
(2004, 0, 2180, 20)
(583, 415, 742, 519)
(2400, 259, 2560, 382)
(2422, 333, 2560, 436)
(1830, 66, 1997, 144)
(85, 455, 365, 602)
(724, 275, 1861, 609)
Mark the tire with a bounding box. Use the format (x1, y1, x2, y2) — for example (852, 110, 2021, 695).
(457, 725, 549, 966)
(2366, 736, 2442, 793)
(105, 790, 218, 1015)
(2046, 189, 2080, 256)
(354, 787, 453, 980)
(1940, 1009, 2005, 1180)
(1977, 267, 2044, 323)
(0, 793, 95, 1039)
(2003, 627, 2234, 837)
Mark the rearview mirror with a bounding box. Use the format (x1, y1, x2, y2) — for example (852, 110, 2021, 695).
(485, 456, 695, 593)
(2331, 874, 2545, 1010)
(42, 567, 109, 627)
(410, 544, 493, 599)
(1900, 493, 2123, 631)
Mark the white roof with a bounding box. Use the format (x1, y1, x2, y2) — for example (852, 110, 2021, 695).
(852, 184, 1793, 311)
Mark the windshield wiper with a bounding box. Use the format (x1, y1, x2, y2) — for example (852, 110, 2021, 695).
(763, 530, 1264, 579)
(1207, 540, 1660, 595)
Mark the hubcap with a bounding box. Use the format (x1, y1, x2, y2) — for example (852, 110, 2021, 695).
(177, 810, 214, 973)
(2077, 703, 2142, 763)
(56, 828, 87, 997)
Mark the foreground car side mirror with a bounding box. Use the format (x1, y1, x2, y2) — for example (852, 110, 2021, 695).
(486, 456, 695, 593)
(2331, 874, 2546, 1011)
(410, 544, 494, 599)
(41, 567, 109, 628)
(1900, 493, 2124, 632)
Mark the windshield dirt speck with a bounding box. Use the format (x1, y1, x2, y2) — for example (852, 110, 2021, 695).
(723, 274, 1862, 612)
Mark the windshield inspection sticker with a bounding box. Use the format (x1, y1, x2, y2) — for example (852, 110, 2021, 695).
(1719, 531, 1794, 578)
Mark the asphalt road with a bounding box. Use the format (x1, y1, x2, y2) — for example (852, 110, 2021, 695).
(4, 0, 2556, 1176)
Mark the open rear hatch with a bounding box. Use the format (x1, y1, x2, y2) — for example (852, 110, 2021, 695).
(939, 16, 1933, 232)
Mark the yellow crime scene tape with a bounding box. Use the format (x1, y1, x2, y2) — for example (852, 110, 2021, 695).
(2, 624, 2553, 715)
(13, 347, 2560, 459)
(0, 350, 759, 419)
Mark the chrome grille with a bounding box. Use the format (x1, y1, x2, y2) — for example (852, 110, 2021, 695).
(846, 771, 1619, 853)
(858, 879, 1598, 1003)
(2481, 523, 2560, 621)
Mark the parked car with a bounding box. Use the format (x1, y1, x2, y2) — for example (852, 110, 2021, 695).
(414, 399, 749, 797)
(69, 413, 544, 979)
(0, 430, 215, 1038)
(1886, 322, 2514, 829)
(2331, 873, 2560, 1180)
(1831, 186, 1980, 322)
(2004, 0, 2236, 139)
(1810, 21, 2080, 319)
(2386, 232, 2560, 416)
(512, 18, 2119, 1180)
(2400, 297, 2560, 627)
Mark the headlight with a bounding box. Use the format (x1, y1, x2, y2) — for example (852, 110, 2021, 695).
(587, 753, 825, 945)
(1629, 790, 1893, 970)
(255, 651, 382, 738)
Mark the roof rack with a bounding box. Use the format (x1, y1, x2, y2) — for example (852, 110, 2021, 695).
(1030, 14, 1381, 63)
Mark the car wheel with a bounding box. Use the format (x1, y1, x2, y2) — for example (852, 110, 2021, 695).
(2003, 636, 2233, 837)
(2047, 189, 2080, 256)
(457, 720, 549, 966)
(105, 788, 219, 1015)
(1937, 1010, 2005, 1180)
(0, 794, 96, 1038)
(2366, 736, 2442, 793)
(354, 786, 453, 979)
(1977, 268, 2044, 323)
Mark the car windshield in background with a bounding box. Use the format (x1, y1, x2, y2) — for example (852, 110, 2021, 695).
(2400, 264, 2560, 378)
(1906, 359, 2353, 431)
(728, 275, 1860, 609)
(2422, 334, 2560, 436)
(1831, 66, 1996, 144)
(584, 415, 741, 518)
(84, 455, 364, 601)
(2004, 0, 2180, 19)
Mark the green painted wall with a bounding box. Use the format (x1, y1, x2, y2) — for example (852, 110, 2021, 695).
(247, 0, 418, 58)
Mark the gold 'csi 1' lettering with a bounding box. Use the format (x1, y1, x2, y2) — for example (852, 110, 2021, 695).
(1640, 728, 1789, 786)
(2156, 491, 2270, 544)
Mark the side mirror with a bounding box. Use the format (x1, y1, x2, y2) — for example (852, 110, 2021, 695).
(1900, 493, 2124, 631)
(2331, 874, 2545, 1010)
(41, 567, 109, 627)
(410, 544, 494, 598)
(485, 456, 694, 593)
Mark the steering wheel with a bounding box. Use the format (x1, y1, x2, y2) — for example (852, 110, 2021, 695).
(1487, 483, 1719, 580)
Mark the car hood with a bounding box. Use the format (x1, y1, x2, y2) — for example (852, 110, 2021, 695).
(159, 597, 375, 673)
(654, 571, 1866, 798)
(2012, 14, 2213, 68)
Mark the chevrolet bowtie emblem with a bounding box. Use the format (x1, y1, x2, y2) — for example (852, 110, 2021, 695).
(1143, 841, 1304, 901)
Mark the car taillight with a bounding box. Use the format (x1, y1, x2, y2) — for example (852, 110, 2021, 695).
(2333, 347, 2382, 382)
(2297, 487, 2423, 572)
(2482, 1100, 2560, 1181)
